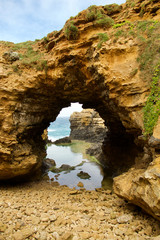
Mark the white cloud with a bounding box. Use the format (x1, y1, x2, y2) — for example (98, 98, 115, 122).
(59, 103, 83, 117)
(0, 0, 126, 42)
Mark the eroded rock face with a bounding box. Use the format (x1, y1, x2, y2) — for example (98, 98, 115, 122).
(70, 109, 107, 143)
(113, 114, 160, 221)
(113, 157, 160, 221)
(0, 0, 160, 220)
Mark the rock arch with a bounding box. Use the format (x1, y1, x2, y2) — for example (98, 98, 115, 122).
(0, 38, 145, 180)
(0, 0, 160, 220)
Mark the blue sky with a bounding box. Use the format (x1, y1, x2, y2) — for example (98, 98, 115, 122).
(0, 0, 125, 116)
(0, 0, 125, 43)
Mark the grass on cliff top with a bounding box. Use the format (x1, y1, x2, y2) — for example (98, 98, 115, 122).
(64, 21, 79, 40)
(11, 41, 48, 73)
(86, 5, 114, 28)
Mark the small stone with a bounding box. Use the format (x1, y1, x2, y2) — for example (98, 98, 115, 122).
(110, 213, 116, 219)
(144, 225, 153, 235)
(0, 223, 8, 232)
(77, 182, 84, 188)
(12, 227, 36, 240)
(77, 171, 91, 179)
(39, 231, 47, 240)
(106, 190, 112, 194)
(49, 214, 57, 222)
(52, 232, 59, 239)
(117, 214, 133, 224)
(72, 236, 79, 240)
(41, 213, 49, 222)
(12, 231, 24, 240)
(62, 232, 73, 240)
(32, 216, 40, 225)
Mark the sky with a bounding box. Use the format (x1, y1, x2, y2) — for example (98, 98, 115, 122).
(59, 103, 83, 117)
(0, 0, 125, 43)
(0, 0, 125, 117)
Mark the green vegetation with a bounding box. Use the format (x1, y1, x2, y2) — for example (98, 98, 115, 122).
(97, 33, 109, 49)
(0, 41, 13, 47)
(130, 68, 138, 78)
(139, 3, 145, 17)
(131, 2, 135, 8)
(104, 4, 121, 15)
(126, 0, 132, 8)
(143, 64, 160, 136)
(11, 41, 35, 51)
(136, 20, 160, 135)
(11, 41, 48, 73)
(86, 5, 114, 28)
(110, 19, 160, 135)
(64, 21, 79, 40)
(86, 5, 99, 21)
(96, 15, 114, 28)
(89, 156, 101, 165)
(113, 22, 126, 28)
(137, 21, 160, 73)
(43, 36, 49, 44)
(114, 29, 124, 37)
(113, 20, 134, 30)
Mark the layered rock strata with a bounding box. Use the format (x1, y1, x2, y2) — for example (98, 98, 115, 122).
(70, 109, 107, 143)
(0, 0, 159, 220)
(69, 109, 107, 163)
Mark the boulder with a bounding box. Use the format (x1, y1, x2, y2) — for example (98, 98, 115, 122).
(3, 51, 19, 62)
(77, 171, 91, 179)
(42, 158, 56, 172)
(113, 157, 160, 221)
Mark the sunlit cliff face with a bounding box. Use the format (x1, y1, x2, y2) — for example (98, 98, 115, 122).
(0, 0, 159, 181)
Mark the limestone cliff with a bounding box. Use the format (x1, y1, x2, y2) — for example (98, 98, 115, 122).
(70, 109, 107, 143)
(0, 0, 160, 220)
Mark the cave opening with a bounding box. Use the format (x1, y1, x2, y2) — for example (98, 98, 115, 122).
(0, 59, 146, 183)
(43, 102, 110, 190)
(41, 101, 142, 190)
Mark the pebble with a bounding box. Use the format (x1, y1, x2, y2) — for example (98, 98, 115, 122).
(117, 214, 133, 223)
(0, 180, 159, 240)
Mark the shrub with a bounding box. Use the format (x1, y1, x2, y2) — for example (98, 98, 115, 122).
(86, 6, 101, 21)
(114, 29, 124, 37)
(64, 21, 79, 40)
(104, 4, 121, 15)
(43, 37, 49, 44)
(97, 33, 109, 49)
(96, 15, 114, 28)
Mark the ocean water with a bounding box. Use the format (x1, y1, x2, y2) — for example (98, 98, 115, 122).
(48, 117, 70, 142)
(47, 117, 111, 190)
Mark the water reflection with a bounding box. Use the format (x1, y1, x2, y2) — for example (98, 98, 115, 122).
(47, 141, 112, 190)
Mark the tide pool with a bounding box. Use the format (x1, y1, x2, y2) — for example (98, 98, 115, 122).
(47, 141, 104, 190)
(47, 118, 112, 190)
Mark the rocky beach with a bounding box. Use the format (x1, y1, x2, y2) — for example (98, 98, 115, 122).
(0, 0, 160, 237)
(0, 180, 160, 240)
